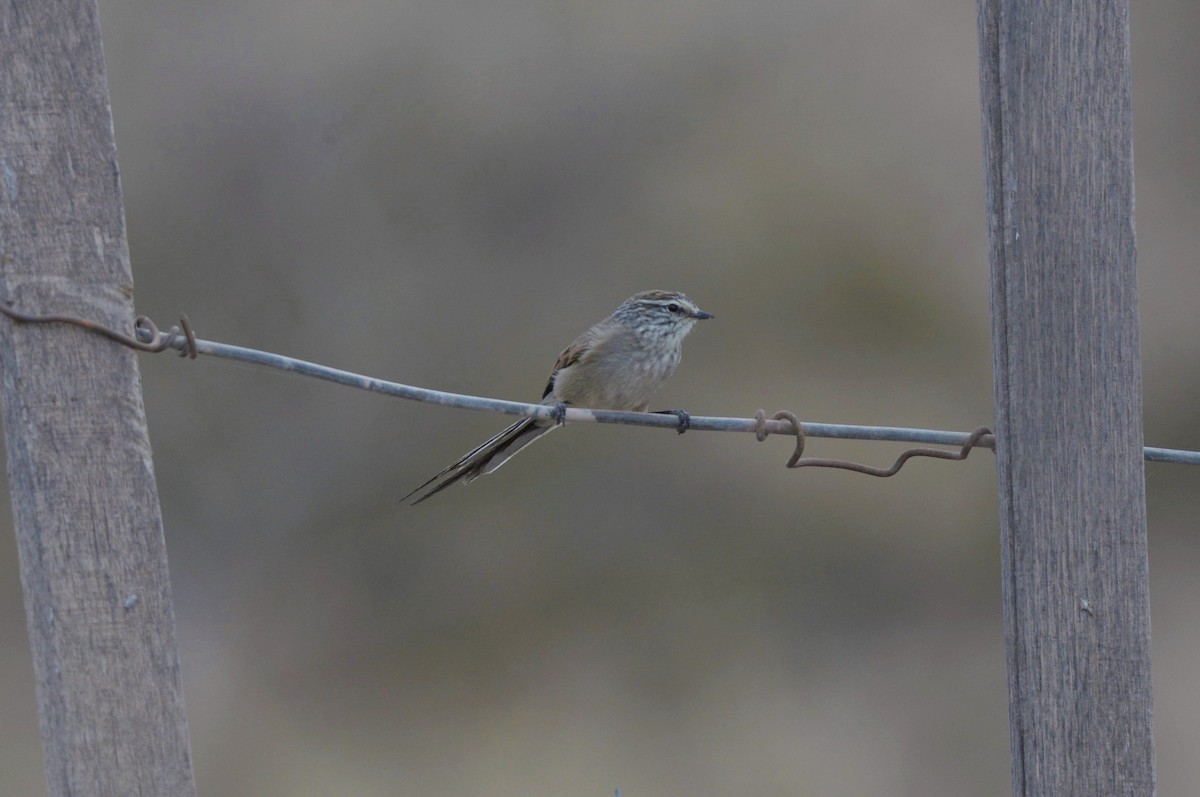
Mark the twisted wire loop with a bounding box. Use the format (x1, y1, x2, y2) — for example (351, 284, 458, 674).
(135, 315, 198, 359)
(754, 409, 992, 476)
(755, 409, 807, 464)
(0, 304, 197, 359)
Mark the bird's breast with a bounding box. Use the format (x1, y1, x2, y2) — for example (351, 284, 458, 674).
(553, 345, 681, 411)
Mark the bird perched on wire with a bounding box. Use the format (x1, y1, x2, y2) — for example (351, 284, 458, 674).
(403, 289, 713, 504)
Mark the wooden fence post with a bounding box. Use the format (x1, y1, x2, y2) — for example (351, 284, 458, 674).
(0, 2, 197, 795)
(977, 0, 1155, 794)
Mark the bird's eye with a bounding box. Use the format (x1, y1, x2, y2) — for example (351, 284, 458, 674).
(667, 303, 680, 313)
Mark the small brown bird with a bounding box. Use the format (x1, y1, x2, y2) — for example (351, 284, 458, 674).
(403, 290, 713, 504)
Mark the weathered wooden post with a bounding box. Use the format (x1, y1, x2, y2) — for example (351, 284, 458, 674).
(0, 2, 197, 795)
(977, 0, 1155, 794)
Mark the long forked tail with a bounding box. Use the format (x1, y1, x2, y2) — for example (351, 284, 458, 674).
(403, 418, 558, 505)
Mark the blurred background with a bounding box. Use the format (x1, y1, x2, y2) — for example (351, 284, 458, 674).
(2, 0, 1197, 794)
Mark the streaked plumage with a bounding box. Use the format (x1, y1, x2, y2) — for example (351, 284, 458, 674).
(403, 290, 712, 504)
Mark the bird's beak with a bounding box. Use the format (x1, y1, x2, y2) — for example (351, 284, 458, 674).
(692, 309, 714, 320)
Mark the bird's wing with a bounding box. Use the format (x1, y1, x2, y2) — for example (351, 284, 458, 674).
(541, 322, 608, 399)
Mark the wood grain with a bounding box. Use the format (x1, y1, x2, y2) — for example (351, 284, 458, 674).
(0, 2, 197, 795)
(977, 0, 1155, 794)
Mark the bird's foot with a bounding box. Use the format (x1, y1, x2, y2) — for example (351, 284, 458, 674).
(655, 409, 691, 434)
(551, 401, 569, 426)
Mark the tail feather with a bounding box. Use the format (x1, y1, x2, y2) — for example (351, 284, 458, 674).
(403, 419, 557, 505)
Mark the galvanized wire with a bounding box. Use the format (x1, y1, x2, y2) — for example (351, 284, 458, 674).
(2, 304, 1196, 467)
(137, 319, 1199, 467)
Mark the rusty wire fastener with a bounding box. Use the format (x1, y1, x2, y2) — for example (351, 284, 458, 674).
(0, 303, 198, 358)
(754, 409, 993, 477)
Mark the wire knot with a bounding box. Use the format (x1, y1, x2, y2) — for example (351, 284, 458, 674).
(754, 409, 806, 465)
(135, 315, 198, 358)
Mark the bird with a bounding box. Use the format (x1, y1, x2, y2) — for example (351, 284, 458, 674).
(403, 289, 713, 504)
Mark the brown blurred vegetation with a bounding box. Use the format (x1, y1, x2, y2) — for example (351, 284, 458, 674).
(1, 1, 1197, 794)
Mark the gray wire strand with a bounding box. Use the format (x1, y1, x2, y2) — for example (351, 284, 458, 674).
(135, 324, 1200, 466)
(1, 303, 1192, 466)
